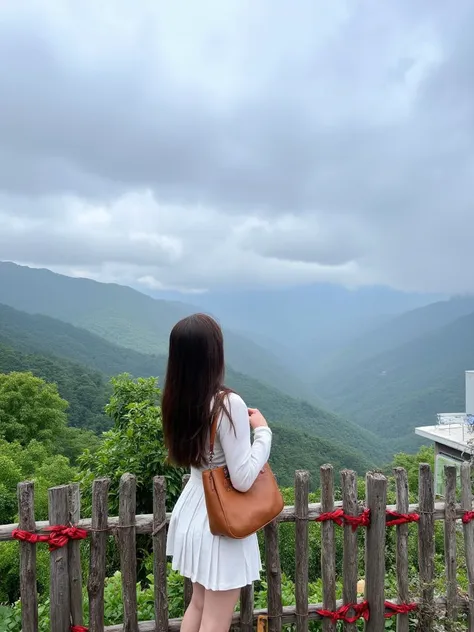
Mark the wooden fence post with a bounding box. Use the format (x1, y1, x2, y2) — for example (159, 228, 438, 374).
(119, 473, 138, 632)
(444, 465, 458, 630)
(153, 476, 168, 632)
(364, 472, 387, 632)
(264, 519, 282, 632)
(461, 462, 474, 632)
(295, 470, 310, 632)
(68, 483, 83, 628)
(418, 463, 435, 631)
(394, 467, 410, 632)
(18, 481, 38, 632)
(49, 485, 71, 632)
(240, 584, 254, 632)
(321, 464, 336, 632)
(88, 478, 110, 632)
(341, 470, 358, 632)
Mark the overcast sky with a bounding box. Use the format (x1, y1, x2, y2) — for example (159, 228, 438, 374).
(0, 0, 473, 294)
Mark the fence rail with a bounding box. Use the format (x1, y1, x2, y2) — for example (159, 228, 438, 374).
(2, 462, 474, 631)
(3, 500, 471, 541)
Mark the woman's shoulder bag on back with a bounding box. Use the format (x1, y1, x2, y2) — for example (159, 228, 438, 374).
(202, 413, 284, 539)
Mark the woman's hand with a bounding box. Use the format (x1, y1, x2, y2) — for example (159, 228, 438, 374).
(248, 407, 268, 429)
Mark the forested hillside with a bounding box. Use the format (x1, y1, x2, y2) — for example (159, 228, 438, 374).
(314, 309, 474, 449)
(0, 302, 388, 461)
(0, 262, 314, 401)
(311, 295, 474, 380)
(0, 343, 110, 431)
(0, 303, 382, 478)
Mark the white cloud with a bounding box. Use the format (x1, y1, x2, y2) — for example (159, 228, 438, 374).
(0, 0, 474, 293)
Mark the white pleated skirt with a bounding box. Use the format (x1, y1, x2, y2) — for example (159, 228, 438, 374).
(166, 468, 262, 591)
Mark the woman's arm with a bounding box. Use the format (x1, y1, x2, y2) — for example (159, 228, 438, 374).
(219, 393, 272, 493)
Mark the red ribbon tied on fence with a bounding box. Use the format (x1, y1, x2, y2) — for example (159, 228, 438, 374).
(315, 508, 345, 526)
(315, 508, 370, 531)
(385, 510, 420, 527)
(316, 601, 370, 623)
(462, 511, 474, 524)
(71, 626, 89, 632)
(384, 601, 418, 617)
(344, 508, 370, 530)
(12, 525, 88, 551)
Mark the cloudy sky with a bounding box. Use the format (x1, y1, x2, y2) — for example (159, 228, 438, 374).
(0, 0, 473, 294)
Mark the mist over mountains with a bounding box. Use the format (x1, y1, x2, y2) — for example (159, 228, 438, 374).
(1, 260, 473, 461)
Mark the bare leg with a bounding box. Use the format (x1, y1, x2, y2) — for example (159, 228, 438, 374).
(198, 587, 241, 632)
(181, 582, 205, 632)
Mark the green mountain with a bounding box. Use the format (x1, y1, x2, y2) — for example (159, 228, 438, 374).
(0, 302, 381, 481)
(0, 261, 314, 402)
(314, 310, 474, 449)
(0, 342, 110, 431)
(312, 295, 474, 380)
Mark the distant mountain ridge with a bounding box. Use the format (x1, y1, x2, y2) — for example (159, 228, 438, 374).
(313, 306, 474, 449)
(0, 261, 314, 402)
(147, 282, 443, 378)
(0, 302, 382, 485)
(311, 295, 474, 380)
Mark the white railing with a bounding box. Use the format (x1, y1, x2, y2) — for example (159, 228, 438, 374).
(437, 413, 467, 425)
(436, 413, 474, 441)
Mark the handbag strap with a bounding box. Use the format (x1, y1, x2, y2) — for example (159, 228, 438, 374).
(209, 390, 225, 463)
(209, 412, 219, 464)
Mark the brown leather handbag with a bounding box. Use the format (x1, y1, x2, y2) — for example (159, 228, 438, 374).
(202, 414, 284, 538)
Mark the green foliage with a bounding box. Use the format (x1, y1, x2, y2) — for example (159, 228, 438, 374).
(0, 372, 67, 447)
(0, 299, 386, 481)
(0, 341, 111, 433)
(77, 375, 184, 515)
(0, 264, 310, 402)
(313, 305, 474, 451)
(0, 439, 76, 601)
(227, 367, 388, 465)
(0, 302, 163, 385)
(58, 426, 101, 464)
(390, 445, 435, 494)
(269, 424, 373, 489)
(0, 439, 76, 521)
(104, 373, 161, 430)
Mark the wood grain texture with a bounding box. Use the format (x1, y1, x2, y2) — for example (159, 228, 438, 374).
(119, 474, 139, 632)
(68, 484, 83, 627)
(320, 465, 336, 632)
(364, 473, 387, 632)
(444, 465, 458, 630)
(341, 470, 358, 632)
(17, 481, 38, 632)
(265, 520, 282, 632)
(88, 478, 110, 632)
(48, 485, 71, 632)
(153, 476, 168, 632)
(394, 467, 410, 632)
(461, 462, 474, 632)
(1, 499, 470, 541)
(240, 584, 254, 632)
(418, 463, 435, 631)
(295, 470, 310, 632)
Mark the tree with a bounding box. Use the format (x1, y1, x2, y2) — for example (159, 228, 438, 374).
(78, 374, 185, 515)
(0, 372, 68, 447)
(0, 439, 77, 602)
(390, 445, 434, 494)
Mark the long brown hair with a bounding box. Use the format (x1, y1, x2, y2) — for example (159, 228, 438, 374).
(162, 313, 232, 468)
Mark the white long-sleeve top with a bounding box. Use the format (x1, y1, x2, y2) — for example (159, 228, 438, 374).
(196, 392, 272, 493)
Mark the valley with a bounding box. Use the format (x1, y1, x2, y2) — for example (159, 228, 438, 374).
(1, 260, 474, 473)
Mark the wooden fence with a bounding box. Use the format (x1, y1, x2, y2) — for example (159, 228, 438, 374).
(1, 462, 474, 632)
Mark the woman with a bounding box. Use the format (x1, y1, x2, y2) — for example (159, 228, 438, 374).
(162, 313, 272, 632)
